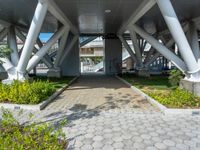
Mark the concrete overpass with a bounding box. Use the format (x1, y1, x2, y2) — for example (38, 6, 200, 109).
(0, 0, 200, 95)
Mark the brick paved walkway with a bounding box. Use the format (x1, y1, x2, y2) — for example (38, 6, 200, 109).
(1, 75, 200, 150)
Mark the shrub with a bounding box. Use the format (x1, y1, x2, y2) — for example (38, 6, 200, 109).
(0, 109, 67, 149)
(0, 80, 56, 104)
(147, 88, 200, 108)
(168, 69, 184, 87)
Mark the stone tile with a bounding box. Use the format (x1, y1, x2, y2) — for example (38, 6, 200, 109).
(1, 76, 200, 150)
(154, 143, 167, 149)
(113, 142, 124, 149)
(92, 141, 103, 148)
(93, 136, 103, 141)
(163, 140, 175, 147)
(80, 144, 93, 150)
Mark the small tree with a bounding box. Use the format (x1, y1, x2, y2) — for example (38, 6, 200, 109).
(0, 46, 12, 64)
(168, 69, 184, 87)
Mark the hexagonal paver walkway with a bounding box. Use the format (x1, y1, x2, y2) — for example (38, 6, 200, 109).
(1, 75, 200, 150)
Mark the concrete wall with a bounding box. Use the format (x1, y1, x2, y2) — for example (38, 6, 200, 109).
(61, 38, 80, 76)
(104, 38, 122, 75)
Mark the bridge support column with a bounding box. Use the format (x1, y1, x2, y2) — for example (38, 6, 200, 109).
(129, 28, 143, 69)
(156, 0, 200, 95)
(27, 26, 66, 72)
(1, 1, 48, 84)
(7, 26, 19, 66)
(156, 0, 200, 79)
(59, 35, 80, 76)
(104, 38, 122, 75)
(47, 28, 69, 78)
(15, 1, 48, 82)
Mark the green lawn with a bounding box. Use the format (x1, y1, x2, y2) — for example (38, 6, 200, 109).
(33, 76, 74, 89)
(122, 74, 200, 109)
(123, 74, 171, 90)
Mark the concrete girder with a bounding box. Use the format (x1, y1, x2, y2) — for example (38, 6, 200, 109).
(156, 0, 200, 75)
(42, 0, 78, 35)
(187, 22, 200, 64)
(158, 22, 189, 37)
(129, 27, 143, 68)
(0, 27, 15, 76)
(141, 39, 147, 54)
(7, 26, 19, 66)
(59, 35, 78, 66)
(118, 0, 156, 35)
(49, 51, 57, 58)
(144, 52, 161, 68)
(54, 28, 70, 68)
(132, 24, 187, 73)
(144, 38, 175, 67)
(36, 37, 54, 68)
(144, 47, 156, 65)
(15, 28, 53, 69)
(16, 1, 48, 79)
(118, 35, 137, 63)
(0, 28, 8, 41)
(27, 26, 66, 72)
(80, 36, 98, 48)
(0, 57, 14, 72)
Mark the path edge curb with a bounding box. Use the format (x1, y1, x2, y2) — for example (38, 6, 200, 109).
(0, 76, 80, 111)
(116, 75, 200, 115)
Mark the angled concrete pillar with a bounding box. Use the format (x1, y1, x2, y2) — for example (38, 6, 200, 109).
(144, 52, 161, 68)
(80, 36, 97, 47)
(0, 27, 16, 83)
(145, 38, 175, 68)
(36, 38, 54, 68)
(132, 24, 187, 73)
(118, 35, 137, 63)
(144, 47, 155, 64)
(0, 28, 8, 41)
(54, 28, 69, 68)
(156, 0, 200, 75)
(16, 1, 48, 79)
(129, 28, 143, 68)
(27, 26, 65, 72)
(187, 22, 200, 63)
(0, 58, 14, 72)
(7, 26, 19, 66)
(157, 0, 200, 95)
(47, 29, 69, 78)
(15, 28, 53, 69)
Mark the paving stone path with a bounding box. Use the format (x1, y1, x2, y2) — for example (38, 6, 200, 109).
(1, 75, 200, 150)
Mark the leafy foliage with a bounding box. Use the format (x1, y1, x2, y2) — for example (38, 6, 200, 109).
(147, 88, 200, 108)
(168, 69, 184, 87)
(0, 46, 12, 64)
(0, 109, 68, 150)
(33, 76, 73, 90)
(123, 73, 200, 108)
(0, 80, 56, 104)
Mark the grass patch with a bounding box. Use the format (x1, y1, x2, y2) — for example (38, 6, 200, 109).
(122, 74, 200, 108)
(33, 76, 74, 90)
(0, 109, 67, 150)
(0, 76, 74, 105)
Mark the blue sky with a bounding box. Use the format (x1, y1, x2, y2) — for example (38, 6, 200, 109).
(39, 33, 53, 42)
